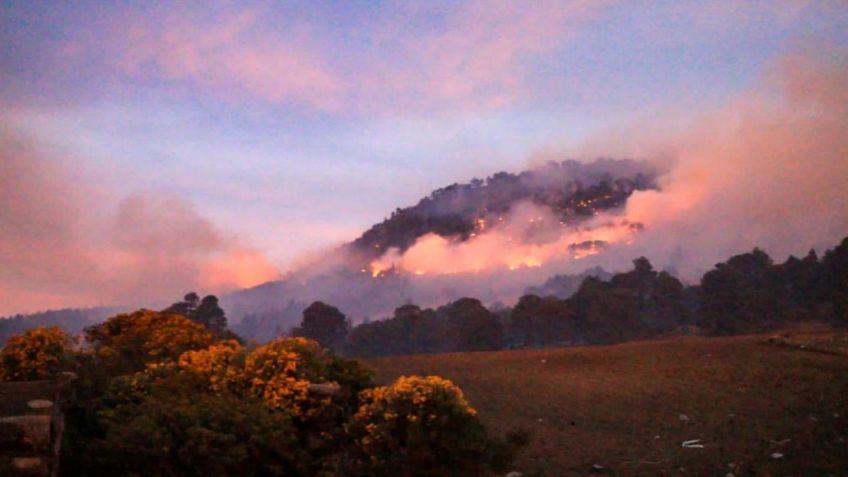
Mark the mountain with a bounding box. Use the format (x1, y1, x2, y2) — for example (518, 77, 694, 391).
(349, 158, 656, 261)
(0, 307, 120, 345)
(226, 158, 659, 341)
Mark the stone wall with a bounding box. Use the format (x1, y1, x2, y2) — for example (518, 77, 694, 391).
(0, 374, 75, 476)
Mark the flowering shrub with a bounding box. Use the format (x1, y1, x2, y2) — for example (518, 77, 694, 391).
(85, 310, 216, 374)
(0, 326, 76, 381)
(177, 339, 246, 394)
(243, 337, 327, 415)
(347, 375, 496, 477)
(60, 312, 518, 477)
(93, 391, 306, 476)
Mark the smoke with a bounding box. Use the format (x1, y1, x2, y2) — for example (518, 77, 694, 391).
(613, 48, 848, 278)
(362, 48, 848, 284)
(0, 126, 279, 316)
(369, 201, 640, 276)
(224, 47, 848, 335)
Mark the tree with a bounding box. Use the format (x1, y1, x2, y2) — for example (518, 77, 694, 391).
(347, 305, 444, 357)
(699, 248, 787, 335)
(440, 298, 502, 352)
(291, 301, 349, 353)
(195, 295, 227, 333)
(510, 294, 574, 347)
(822, 237, 848, 324)
(164, 292, 200, 317)
(164, 292, 228, 333)
(0, 326, 76, 381)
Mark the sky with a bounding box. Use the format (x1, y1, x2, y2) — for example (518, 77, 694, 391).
(1, 0, 847, 315)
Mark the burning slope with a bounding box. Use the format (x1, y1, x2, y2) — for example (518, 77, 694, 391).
(368, 203, 642, 276)
(228, 47, 848, 340)
(356, 159, 659, 276)
(365, 48, 848, 282)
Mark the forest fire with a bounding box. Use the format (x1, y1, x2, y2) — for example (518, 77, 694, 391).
(366, 211, 643, 277)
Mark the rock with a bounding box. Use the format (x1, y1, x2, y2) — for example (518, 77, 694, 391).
(0, 415, 51, 450)
(505, 472, 522, 477)
(12, 456, 46, 471)
(590, 463, 606, 473)
(681, 439, 704, 448)
(26, 400, 54, 415)
(770, 452, 784, 459)
(679, 413, 690, 422)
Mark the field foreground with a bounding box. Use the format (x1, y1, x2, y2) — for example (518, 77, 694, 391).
(368, 331, 848, 476)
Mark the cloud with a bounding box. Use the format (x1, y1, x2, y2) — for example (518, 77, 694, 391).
(358, 0, 613, 112)
(89, 1, 611, 114)
(114, 6, 343, 111)
(0, 125, 279, 315)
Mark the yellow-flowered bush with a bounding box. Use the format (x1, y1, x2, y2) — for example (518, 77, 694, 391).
(242, 337, 333, 416)
(177, 339, 245, 393)
(0, 326, 76, 381)
(346, 375, 496, 477)
(64, 313, 520, 476)
(85, 309, 215, 374)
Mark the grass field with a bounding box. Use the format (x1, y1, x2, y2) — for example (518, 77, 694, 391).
(367, 329, 848, 476)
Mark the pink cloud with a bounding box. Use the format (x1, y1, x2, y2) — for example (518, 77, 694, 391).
(116, 6, 343, 111)
(384, 0, 611, 107)
(94, 1, 612, 114)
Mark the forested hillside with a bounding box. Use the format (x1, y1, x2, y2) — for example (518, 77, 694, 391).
(350, 159, 657, 258)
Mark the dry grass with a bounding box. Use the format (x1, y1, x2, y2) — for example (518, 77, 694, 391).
(366, 330, 848, 476)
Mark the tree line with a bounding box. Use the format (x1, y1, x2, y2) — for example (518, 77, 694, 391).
(295, 236, 848, 357)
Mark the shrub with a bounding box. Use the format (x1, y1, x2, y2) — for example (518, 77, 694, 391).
(243, 337, 373, 415)
(0, 326, 76, 381)
(87, 391, 306, 476)
(63, 316, 510, 477)
(347, 375, 503, 477)
(84, 310, 216, 374)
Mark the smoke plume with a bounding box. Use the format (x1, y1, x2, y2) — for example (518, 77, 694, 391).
(613, 48, 848, 278)
(365, 48, 848, 283)
(0, 126, 279, 316)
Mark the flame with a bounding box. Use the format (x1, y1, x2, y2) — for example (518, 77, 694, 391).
(366, 201, 644, 277)
(573, 245, 603, 260)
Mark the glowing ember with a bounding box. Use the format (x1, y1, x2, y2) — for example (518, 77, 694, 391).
(370, 265, 385, 277)
(366, 208, 644, 276)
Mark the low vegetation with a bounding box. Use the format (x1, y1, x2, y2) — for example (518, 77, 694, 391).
(368, 328, 848, 476)
(1, 310, 522, 476)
